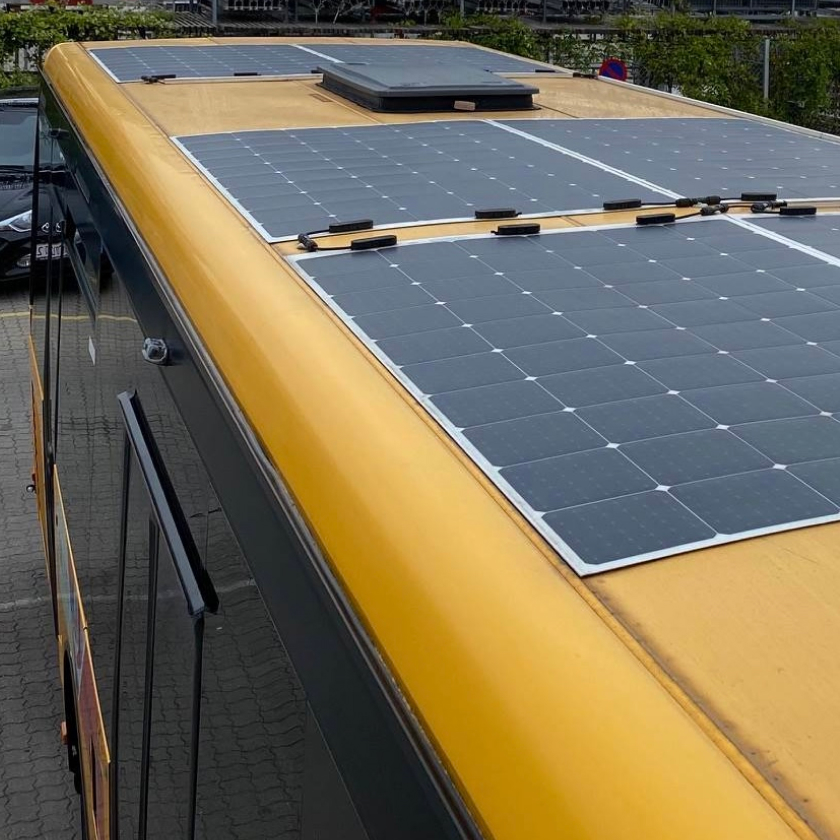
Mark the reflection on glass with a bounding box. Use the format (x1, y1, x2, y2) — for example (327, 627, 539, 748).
(146, 537, 200, 840)
(115, 459, 153, 840)
(194, 502, 306, 840)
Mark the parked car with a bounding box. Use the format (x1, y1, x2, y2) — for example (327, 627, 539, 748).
(0, 93, 65, 282)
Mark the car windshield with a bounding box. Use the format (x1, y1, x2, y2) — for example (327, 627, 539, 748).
(0, 105, 37, 169)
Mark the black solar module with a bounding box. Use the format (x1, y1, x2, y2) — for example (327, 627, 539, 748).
(174, 122, 667, 240)
(291, 217, 840, 573)
(750, 213, 840, 259)
(90, 45, 321, 82)
(309, 43, 551, 73)
(90, 43, 549, 83)
(501, 118, 840, 201)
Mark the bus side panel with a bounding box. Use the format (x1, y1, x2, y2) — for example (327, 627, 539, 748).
(53, 474, 110, 840)
(79, 628, 110, 840)
(29, 335, 49, 571)
(40, 76, 472, 840)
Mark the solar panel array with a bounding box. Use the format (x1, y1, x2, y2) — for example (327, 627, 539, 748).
(292, 217, 840, 573)
(174, 121, 666, 240)
(177, 118, 840, 242)
(506, 118, 840, 200)
(90, 43, 549, 83)
(168, 81, 840, 573)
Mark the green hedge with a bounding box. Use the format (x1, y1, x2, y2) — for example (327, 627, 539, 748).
(1, 5, 175, 87)
(7, 8, 840, 132)
(439, 14, 840, 133)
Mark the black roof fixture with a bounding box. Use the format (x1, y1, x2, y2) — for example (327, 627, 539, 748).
(475, 208, 521, 220)
(493, 222, 541, 236)
(318, 64, 539, 113)
(636, 212, 677, 226)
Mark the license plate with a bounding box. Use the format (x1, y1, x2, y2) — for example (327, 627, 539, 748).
(35, 243, 67, 260)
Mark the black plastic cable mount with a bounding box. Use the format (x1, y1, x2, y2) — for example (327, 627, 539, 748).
(475, 208, 520, 220)
(329, 219, 375, 234)
(140, 74, 176, 83)
(740, 191, 777, 202)
(493, 223, 541, 236)
(780, 206, 817, 216)
(350, 234, 397, 250)
(636, 213, 676, 226)
(603, 199, 643, 211)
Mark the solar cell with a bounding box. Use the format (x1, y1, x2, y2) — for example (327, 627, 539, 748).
(291, 217, 840, 573)
(501, 118, 840, 201)
(175, 121, 667, 240)
(90, 43, 549, 83)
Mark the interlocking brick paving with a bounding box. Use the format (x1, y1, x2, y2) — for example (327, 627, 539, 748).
(0, 281, 79, 840)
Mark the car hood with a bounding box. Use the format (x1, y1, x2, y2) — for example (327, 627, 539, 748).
(0, 177, 33, 226)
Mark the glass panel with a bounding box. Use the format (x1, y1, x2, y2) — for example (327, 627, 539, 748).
(195, 498, 306, 840)
(62, 181, 101, 315)
(30, 112, 53, 365)
(115, 453, 154, 840)
(1, 105, 37, 167)
(145, 537, 201, 840)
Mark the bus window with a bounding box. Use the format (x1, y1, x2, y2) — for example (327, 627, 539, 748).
(194, 498, 308, 839)
(61, 202, 101, 319)
(194, 493, 369, 840)
(113, 444, 153, 840)
(113, 391, 212, 840)
(30, 109, 53, 370)
(145, 528, 204, 840)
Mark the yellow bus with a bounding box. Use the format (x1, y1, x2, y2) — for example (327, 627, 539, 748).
(30, 36, 840, 840)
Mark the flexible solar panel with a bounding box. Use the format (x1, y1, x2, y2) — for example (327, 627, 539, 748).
(290, 217, 840, 574)
(749, 213, 840, 260)
(501, 118, 840, 200)
(90, 43, 549, 83)
(174, 121, 666, 240)
(307, 43, 552, 74)
(90, 45, 321, 82)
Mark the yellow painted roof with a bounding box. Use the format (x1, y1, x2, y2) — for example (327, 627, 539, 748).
(45, 38, 839, 840)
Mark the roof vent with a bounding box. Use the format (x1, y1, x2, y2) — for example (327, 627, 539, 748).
(318, 64, 538, 113)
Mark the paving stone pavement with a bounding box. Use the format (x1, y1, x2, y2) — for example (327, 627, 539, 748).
(0, 281, 80, 840)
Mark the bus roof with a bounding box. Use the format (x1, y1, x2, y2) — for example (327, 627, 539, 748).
(44, 38, 839, 840)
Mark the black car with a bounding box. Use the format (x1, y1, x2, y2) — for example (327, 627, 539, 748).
(0, 94, 64, 282)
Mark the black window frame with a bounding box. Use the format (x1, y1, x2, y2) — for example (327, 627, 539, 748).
(111, 389, 218, 840)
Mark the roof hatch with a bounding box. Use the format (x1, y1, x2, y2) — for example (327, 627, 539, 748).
(318, 63, 538, 113)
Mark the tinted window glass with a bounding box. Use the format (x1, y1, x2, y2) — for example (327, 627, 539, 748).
(0, 105, 37, 168)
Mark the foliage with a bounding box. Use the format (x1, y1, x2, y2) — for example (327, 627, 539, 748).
(616, 14, 765, 114)
(436, 14, 542, 60)
(5, 7, 840, 132)
(437, 13, 840, 132)
(1, 4, 175, 87)
(547, 31, 602, 72)
(546, 29, 633, 73)
(769, 20, 840, 130)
